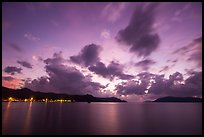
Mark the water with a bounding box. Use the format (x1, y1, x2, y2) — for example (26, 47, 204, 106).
(2, 102, 202, 135)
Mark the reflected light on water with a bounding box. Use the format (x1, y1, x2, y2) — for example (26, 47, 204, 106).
(88, 103, 120, 134)
(103, 104, 119, 134)
(23, 102, 33, 134)
(2, 102, 12, 134)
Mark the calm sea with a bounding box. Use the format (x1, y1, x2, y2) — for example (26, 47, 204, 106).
(2, 102, 202, 135)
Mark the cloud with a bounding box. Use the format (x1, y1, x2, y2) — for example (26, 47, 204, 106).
(70, 44, 102, 67)
(175, 3, 190, 16)
(4, 66, 22, 75)
(2, 76, 23, 89)
(8, 43, 22, 52)
(167, 59, 178, 63)
(32, 55, 43, 61)
(187, 37, 202, 67)
(169, 72, 183, 83)
(101, 29, 110, 39)
(115, 71, 202, 97)
(116, 3, 160, 57)
(44, 51, 67, 65)
(101, 2, 126, 23)
(149, 71, 202, 97)
(88, 61, 134, 80)
(171, 3, 190, 22)
(17, 60, 33, 69)
(116, 80, 147, 95)
(2, 76, 15, 81)
(116, 72, 155, 96)
(159, 66, 169, 73)
(24, 33, 40, 41)
(172, 59, 178, 63)
(184, 71, 202, 97)
(159, 63, 176, 73)
(25, 52, 105, 95)
(135, 59, 156, 70)
(173, 36, 202, 67)
(184, 69, 199, 76)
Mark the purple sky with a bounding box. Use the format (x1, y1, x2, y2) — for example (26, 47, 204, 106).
(2, 2, 202, 102)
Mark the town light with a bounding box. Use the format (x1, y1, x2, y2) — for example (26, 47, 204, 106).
(8, 97, 13, 102)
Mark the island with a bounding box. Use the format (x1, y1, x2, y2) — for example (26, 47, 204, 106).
(2, 87, 126, 103)
(152, 96, 202, 103)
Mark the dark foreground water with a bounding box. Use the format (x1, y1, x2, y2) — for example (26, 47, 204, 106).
(2, 102, 202, 135)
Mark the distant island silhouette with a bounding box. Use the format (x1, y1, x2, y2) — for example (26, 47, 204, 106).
(152, 96, 202, 102)
(2, 87, 127, 103)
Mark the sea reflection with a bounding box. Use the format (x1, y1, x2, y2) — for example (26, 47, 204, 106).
(23, 102, 32, 134)
(87, 103, 120, 134)
(2, 102, 11, 134)
(2, 102, 202, 135)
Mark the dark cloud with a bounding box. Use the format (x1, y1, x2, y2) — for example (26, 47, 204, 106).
(135, 59, 156, 70)
(137, 72, 155, 90)
(70, 44, 102, 67)
(184, 69, 200, 76)
(2, 76, 15, 81)
(17, 60, 32, 69)
(25, 52, 105, 95)
(184, 71, 202, 96)
(116, 71, 202, 97)
(116, 72, 156, 96)
(167, 59, 178, 63)
(137, 72, 154, 83)
(116, 80, 146, 95)
(116, 3, 160, 57)
(159, 66, 169, 73)
(44, 51, 66, 65)
(169, 72, 183, 82)
(172, 46, 188, 55)
(8, 43, 22, 52)
(38, 57, 43, 61)
(173, 36, 202, 67)
(4, 66, 22, 75)
(147, 74, 166, 95)
(149, 71, 201, 97)
(159, 63, 176, 73)
(88, 61, 134, 80)
(70, 44, 134, 81)
(172, 59, 178, 63)
(193, 36, 202, 44)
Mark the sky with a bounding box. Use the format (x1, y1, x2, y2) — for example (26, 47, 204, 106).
(2, 2, 202, 102)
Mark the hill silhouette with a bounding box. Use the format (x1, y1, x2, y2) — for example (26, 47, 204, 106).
(153, 96, 202, 102)
(2, 87, 127, 103)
